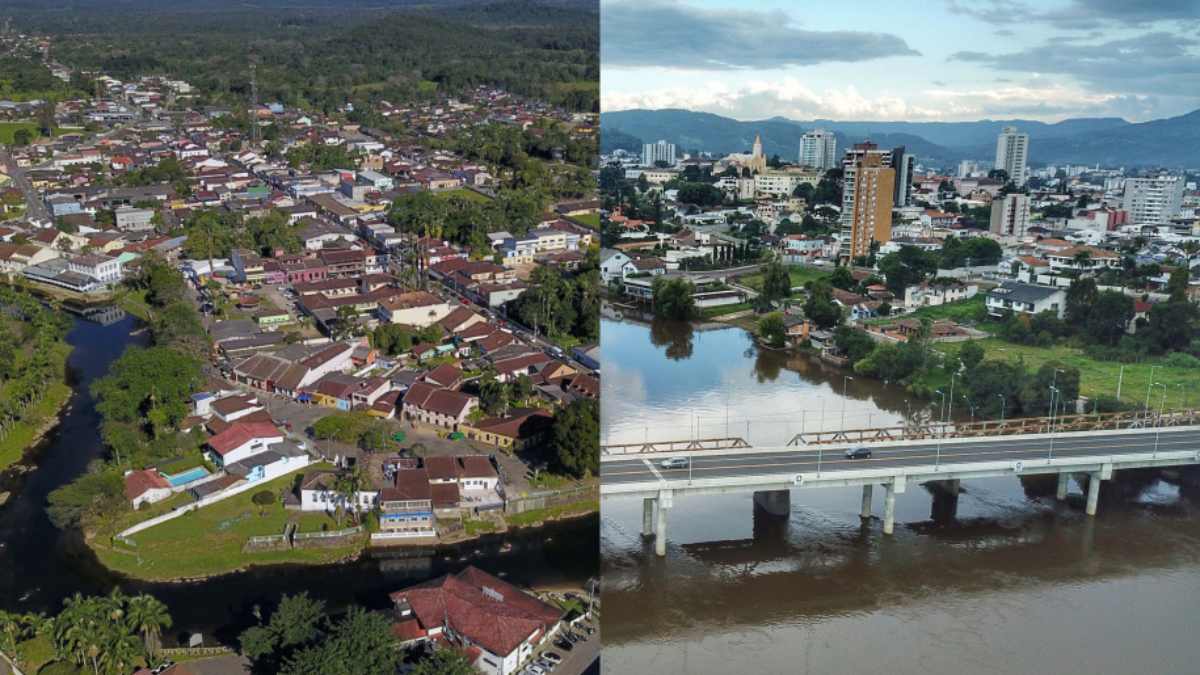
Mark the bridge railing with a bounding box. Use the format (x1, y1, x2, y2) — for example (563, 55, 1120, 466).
(787, 408, 1200, 446)
(601, 436, 750, 456)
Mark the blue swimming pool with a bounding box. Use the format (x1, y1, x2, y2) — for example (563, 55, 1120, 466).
(164, 466, 209, 487)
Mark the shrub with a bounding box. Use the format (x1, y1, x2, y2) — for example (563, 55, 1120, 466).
(1163, 352, 1200, 369)
(252, 490, 275, 506)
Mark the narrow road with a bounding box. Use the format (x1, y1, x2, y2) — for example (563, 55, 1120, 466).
(0, 146, 50, 224)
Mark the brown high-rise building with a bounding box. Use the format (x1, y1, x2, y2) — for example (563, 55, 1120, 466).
(839, 151, 895, 262)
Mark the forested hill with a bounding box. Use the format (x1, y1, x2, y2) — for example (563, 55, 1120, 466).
(601, 108, 1200, 168)
(14, 0, 598, 113)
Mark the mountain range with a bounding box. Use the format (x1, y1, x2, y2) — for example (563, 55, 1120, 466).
(601, 108, 1200, 169)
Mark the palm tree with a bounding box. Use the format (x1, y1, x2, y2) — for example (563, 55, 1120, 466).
(333, 467, 366, 527)
(0, 610, 43, 668)
(126, 594, 172, 662)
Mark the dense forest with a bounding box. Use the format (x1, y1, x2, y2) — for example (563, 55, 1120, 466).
(16, 0, 598, 113)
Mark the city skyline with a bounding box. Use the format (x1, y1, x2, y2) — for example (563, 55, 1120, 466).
(602, 0, 1200, 123)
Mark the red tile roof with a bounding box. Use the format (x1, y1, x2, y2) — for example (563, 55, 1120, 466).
(390, 567, 562, 657)
(124, 469, 170, 500)
(206, 421, 281, 456)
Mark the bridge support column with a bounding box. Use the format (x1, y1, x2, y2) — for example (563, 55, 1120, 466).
(642, 498, 655, 538)
(883, 484, 896, 535)
(1056, 473, 1069, 501)
(860, 484, 873, 519)
(654, 490, 673, 557)
(753, 490, 791, 517)
(1086, 472, 1101, 516)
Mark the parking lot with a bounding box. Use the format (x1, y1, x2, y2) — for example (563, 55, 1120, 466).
(522, 614, 598, 675)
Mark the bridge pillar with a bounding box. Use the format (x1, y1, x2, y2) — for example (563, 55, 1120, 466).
(1086, 472, 1101, 516)
(752, 490, 791, 517)
(1056, 472, 1069, 501)
(929, 480, 960, 524)
(883, 483, 897, 535)
(642, 498, 655, 538)
(655, 490, 673, 557)
(860, 484, 873, 519)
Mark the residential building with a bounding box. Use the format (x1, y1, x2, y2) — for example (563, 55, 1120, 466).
(799, 128, 837, 170)
(994, 126, 1029, 187)
(840, 151, 895, 262)
(641, 139, 676, 168)
(389, 566, 564, 675)
(1123, 175, 1184, 224)
(990, 193, 1031, 236)
(985, 281, 1066, 319)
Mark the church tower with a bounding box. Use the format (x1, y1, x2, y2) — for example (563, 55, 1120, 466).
(750, 133, 766, 174)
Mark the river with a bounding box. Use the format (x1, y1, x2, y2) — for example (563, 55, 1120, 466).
(0, 313, 598, 647)
(600, 317, 1200, 675)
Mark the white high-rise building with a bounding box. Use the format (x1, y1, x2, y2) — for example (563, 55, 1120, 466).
(641, 139, 676, 168)
(994, 126, 1029, 187)
(1123, 175, 1185, 224)
(990, 193, 1030, 236)
(799, 128, 837, 170)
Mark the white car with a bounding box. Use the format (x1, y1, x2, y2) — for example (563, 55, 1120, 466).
(659, 457, 689, 470)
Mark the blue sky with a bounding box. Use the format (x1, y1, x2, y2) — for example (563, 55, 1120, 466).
(601, 0, 1200, 122)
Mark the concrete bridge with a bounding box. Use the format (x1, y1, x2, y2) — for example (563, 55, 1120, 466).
(600, 426, 1200, 556)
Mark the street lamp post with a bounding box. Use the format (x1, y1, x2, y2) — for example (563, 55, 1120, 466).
(840, 375, 853, 437)
(1048, 385, 1059, 461)
(1154, 383, 1168, 458)
(963, 394, 975, 425)
(997, 394, 1006, 425)
(934, 389, 946, 468)
(1144, 365, 1160, 424)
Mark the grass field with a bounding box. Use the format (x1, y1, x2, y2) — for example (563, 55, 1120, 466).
(506, 498, 598, 528)
(93, 465, 364, 581)
(699, 301, 755, 319)
(569, 212, 600, 228)
(433, 187, 492, 203)
(0, 121, 60, 145)
(738, 265, 830, 292)
(865, 295, 993, 327)
(932, 338, 1199, 406)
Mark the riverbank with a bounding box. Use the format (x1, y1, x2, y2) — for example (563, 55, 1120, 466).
(0, 332, 73, 476)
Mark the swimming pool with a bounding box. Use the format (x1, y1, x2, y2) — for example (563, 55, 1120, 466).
(164, 466, 210, 487)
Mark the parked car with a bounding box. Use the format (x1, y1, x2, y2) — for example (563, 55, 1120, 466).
(844, 446, 872, 460)
(554, 639, 573, 651)
(659, 457, 689, 470)
(543, 652, 563, 664)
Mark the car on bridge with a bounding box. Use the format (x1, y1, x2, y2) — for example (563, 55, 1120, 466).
(844, 446, 872, 460)
(660, 457, 689, 469)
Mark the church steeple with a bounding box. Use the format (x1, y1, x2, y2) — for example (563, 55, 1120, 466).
(752, 134, 763, 158)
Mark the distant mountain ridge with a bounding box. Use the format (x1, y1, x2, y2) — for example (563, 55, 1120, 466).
(601, 108, 1200, 168)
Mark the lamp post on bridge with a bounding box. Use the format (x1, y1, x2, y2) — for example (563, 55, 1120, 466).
(963, 394, 975, 426)
(1048, 385, 1059, 462)
(997, 394, 1006, 426)
(1144, 365, 1160, 425)
(840, 375, 853, 439)
(934, 389, 946, 468)
(1154, 382, 1168, 458)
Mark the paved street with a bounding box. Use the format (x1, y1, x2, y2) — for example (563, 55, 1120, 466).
(601, 428, 1200, 485)
(0, 147, 50, 223)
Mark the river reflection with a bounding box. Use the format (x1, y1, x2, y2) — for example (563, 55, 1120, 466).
(601, 318, 1200, 675)
(0, 314, 598, 645)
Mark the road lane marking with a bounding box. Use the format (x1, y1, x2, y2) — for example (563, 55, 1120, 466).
(642, 458, 664, 481)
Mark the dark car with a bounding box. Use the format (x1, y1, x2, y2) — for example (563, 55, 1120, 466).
(844, 446, 872, 460)
(555, 639, 574, 651)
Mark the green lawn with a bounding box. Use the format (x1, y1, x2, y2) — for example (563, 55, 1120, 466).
(433, 188, 492, 203)
(16, 634, 57, 673)
(865, 295, 993, 327)
(932, 338, 1198, 405)
(568, 212, 600, 228)
(506, 498, 598, 528)
(463, 518, 498, 535)
(699, 301, 755, 319)
(738, 265, 830, 292)
(0, 121, 59, 145)
(93, 465, 364, 581)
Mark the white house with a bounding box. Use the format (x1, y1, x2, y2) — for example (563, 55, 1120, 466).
(298, 471, 379, 513)
(985, 281, 1067, 319)
(376, 291, 452, 327)
(205, 421, 285, 467)
(600, 249, 631, 284)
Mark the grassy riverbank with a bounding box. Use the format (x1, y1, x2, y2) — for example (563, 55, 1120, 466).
(91, 466, 364, 582)
(0, 331, 73, 473)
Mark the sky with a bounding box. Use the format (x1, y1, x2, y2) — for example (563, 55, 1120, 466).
(601, 0, 1200, 123)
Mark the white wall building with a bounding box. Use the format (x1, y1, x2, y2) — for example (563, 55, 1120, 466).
(799, 128, 837, 170)
(1123, 175, 1184, 224)
(990, 193, 1031, 236)
(994, 126, 1029, 187)
(642, 139, 676, 168)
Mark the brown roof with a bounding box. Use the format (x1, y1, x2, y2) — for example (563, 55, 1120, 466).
(124, 469, 170, 500)
(429, 482, 460, 508)
(207, 421, 281, 456)
(382, 467, 432, 502)
(389, 566, 562, 657)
